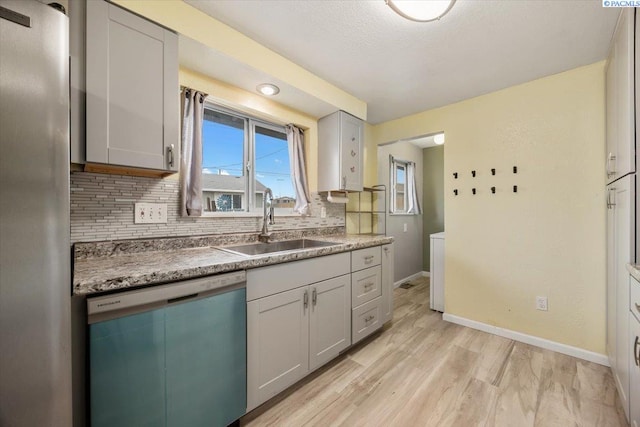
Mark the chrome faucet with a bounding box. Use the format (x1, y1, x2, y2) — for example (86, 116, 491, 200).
(259, 188, 275, 242)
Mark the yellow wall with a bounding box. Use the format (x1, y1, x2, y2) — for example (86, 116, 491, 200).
(112, 0, 366, 120)
(372, 62, 607, 354)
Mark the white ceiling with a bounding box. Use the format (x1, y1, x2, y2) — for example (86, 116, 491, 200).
(184, 0, 620, 124)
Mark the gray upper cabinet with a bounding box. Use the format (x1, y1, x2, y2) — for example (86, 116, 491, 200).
(318, 111, 364, 192)
(606, 8, 635, 184)
(86, 0, 179, 172)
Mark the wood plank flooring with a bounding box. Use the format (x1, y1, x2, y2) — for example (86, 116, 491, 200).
(241, 277, 628, 427)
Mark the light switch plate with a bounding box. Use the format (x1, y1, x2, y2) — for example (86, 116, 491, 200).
(135, 203, 168, 224)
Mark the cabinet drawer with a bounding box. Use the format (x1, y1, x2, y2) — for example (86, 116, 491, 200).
(351, 266, 381, 308)
(352, 297, 382, 345)
(247, 253, 350, 301)
(351, 246, 381, 272)
(631, 275, 640, 322)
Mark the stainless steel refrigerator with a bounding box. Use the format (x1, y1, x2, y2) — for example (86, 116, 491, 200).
(0, 1, 72, 426)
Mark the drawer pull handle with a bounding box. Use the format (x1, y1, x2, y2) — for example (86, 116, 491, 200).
(303, 290, 309, 309)
(364, 282, 374, 290)
(312, 288, 317, 306)
(635, 303, 640, 314)
(364, 255, 374, 263)
(364, 315, 375, 323)
(167, 144, 175, 168)
(635, 336, 640, 367)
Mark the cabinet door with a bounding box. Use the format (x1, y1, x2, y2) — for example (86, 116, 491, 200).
(614, 9, 635, 179)
(247, 287, 309, 411)
(89, 310, 166, 427)
(605, 43, 618, 184)
(86, 0, 179, 171)
(630, 312, 640, 427)
(607, 185, 617, 369)
(309, 275, 352, 371)
(340, 112, 363, 191)
(614, 176, 634, 419)
(165, 289, 246, 427)
(381, 243, 395, 324)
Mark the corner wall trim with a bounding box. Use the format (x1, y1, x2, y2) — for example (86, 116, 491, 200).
(393, 271, 428, 288)
(442, 313, 610, 367)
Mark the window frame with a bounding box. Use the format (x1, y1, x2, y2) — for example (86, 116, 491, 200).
(390, 156, 409, 215)
(201, 102, 293, 217)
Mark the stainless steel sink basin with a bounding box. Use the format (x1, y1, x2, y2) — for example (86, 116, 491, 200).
(220, 239, 339, 256)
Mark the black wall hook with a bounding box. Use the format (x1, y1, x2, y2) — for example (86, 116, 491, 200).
(472, 170, 476, 177)
(472, 188, 476, 195)
(513, 185, 518, 193)
(453, 172, 458, 179)
(491, 187, 496, 194)
(513, 166, 518, 174)
(491, 168, 496, 175)
(454, 189, 458, 196)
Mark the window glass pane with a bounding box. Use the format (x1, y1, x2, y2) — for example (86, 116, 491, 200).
(395, 164, 406, 212)
(254, 125, 293, 212)
(202, 109, 245, 212)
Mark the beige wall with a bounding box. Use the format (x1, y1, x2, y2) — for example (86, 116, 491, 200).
(423, 145, 445, 271)
(372, 62, 607, 354)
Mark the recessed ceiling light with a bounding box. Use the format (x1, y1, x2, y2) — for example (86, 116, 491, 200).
(434, 133, 445, 145)
(386, 0, 456, 22)
(256, 83, 280, 96)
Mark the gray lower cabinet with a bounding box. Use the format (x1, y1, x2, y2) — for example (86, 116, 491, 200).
(381, 243, 394, 324)
(630, 275, 640, 427)
(85, 0, 179, 172)
(246, 254, 351, 411)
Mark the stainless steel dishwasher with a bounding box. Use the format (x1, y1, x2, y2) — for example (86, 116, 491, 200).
(87, 271, 247, 427)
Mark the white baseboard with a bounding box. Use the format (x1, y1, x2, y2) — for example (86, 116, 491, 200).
(442, 313, 610, 367)
(422, 271, 430, 277)
(394, 271, 428, 288)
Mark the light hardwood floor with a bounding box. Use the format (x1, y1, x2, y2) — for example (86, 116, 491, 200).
(241, 277, 628, 427)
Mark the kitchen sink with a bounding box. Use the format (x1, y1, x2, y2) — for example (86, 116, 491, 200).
(219, 239, 339, 256)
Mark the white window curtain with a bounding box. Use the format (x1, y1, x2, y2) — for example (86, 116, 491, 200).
(179, 87, 207, 217)
(285, 124, 311, 216)
(406, 161, 421, 214)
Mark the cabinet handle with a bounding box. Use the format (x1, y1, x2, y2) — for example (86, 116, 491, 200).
(303, 290, 308, 309)
(636, 303, 640, 314)
(364, 282, 374, 290)
(607, 188, 616, 209)
(383, 247, 389, 252)
(606, 152, 616, 178)
(350, 166, 356, 173)
(364, 255, 374, 264)
(167, 144, 175, 168)
(635, 335, 640, 367)
(351, 150, 356, 157)
(351, 136, 356, 142)
(342, 176, 346, 190)
(312, 288, 317, 306)
(364, 315, 374, 323)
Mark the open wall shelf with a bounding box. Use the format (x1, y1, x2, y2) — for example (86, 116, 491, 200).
(346, 185, 386, 236)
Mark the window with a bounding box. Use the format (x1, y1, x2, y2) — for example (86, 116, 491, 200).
(391, 158, 408, 213)
(201, 105, 295, 214)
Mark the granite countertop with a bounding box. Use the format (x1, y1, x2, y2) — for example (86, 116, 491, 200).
(73, 231, 393, 296)
(628, 264, 640, 282)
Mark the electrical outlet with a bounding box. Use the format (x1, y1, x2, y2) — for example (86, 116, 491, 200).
(135, 203, 168, 224)
(320, 207, 327, 218)
(403, 223, 407, 232)
(536, 296, 548, 311)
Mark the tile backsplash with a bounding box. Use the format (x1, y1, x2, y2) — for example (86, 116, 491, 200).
(70, 172, 345, 243)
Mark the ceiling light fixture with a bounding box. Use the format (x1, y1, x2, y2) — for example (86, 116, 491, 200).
(256, 83, 280, 96)
(385, 0, 456, 22)
(434, 133, 445, 145)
